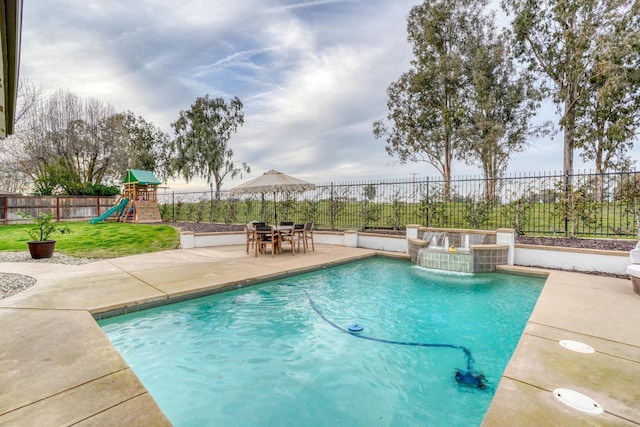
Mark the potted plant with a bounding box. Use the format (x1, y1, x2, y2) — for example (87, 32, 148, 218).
(20, 212, 72, 259)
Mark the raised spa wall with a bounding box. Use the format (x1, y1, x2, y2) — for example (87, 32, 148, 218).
(406, 226, 515, 273)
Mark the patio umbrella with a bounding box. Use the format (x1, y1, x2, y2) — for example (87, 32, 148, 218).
(230, 170, 316, 224)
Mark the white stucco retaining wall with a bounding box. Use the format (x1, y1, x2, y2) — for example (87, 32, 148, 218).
(181, 232, 244, 249)
(313, 231, 345, 246)
(357, 233, 407, 252)
(179, 229, 630, 276)
(515, 245, 629, 275)
(180, 230, 406, 252)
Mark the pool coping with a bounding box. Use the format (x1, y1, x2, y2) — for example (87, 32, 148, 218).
(1, 244, 638, 425)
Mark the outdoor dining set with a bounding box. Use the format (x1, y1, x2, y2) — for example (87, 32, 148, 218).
(230, 169, 318, 257)
(246, 222, 315, 257)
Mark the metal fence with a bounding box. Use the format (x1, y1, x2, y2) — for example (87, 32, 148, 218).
(156, 170, 640, 238)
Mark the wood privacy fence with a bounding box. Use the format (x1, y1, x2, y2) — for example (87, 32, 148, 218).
(1, 196, 118, 225)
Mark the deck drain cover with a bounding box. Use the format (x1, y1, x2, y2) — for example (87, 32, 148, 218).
(553, 388, 603, 414)
(559, 340, 595, 354)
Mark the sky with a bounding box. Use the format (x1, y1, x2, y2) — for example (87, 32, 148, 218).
(19, 0, 640, 191)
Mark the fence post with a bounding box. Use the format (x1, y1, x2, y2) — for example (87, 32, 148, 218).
(210, 186, 214, 223)
(425, 177, 430, 226)
(330, 182, 335, 229)
(564, 169, 570, 237)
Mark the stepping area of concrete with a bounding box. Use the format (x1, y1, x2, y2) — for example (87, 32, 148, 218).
(1, 244, 638, 425)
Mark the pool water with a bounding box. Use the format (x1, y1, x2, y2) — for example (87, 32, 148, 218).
(99, 258, 544, 427)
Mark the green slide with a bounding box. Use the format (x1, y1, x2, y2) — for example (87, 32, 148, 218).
(90, 198, 129, 224)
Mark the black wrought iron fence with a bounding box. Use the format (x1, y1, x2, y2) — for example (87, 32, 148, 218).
(156, 170, 640, 238)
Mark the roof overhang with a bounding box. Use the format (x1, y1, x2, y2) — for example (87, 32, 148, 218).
(0, 0, 22, 138)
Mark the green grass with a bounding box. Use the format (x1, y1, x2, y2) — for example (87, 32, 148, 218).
(162, 198, 638, 238)
(0, 222, 180, 258)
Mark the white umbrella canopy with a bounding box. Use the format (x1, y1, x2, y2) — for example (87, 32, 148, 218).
(230, 170, 316, 223)
(230, 170, 315, 195)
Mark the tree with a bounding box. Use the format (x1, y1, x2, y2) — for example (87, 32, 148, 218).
(118, 111, 173, 182)
(14, 78, 44, 129)
(5, 86, 171, 195)
(0, 78, 43, 193)
(463, 24, 545, 202)
(574, 11, 640, 198)
(503, 0, 636, 174)
(171, 95, 249, 197)
(13, 89, 130, 194)
(374, 0, 493, 199)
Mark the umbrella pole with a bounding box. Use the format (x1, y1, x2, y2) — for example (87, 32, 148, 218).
(274, 191, 277, 225)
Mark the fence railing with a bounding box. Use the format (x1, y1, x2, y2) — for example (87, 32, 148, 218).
(156, 170, 640, 238)
(3, 171, 639, 238)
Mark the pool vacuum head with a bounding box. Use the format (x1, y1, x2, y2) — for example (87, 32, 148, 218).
(347, 323, 364, 333)
(455, 369, 486, 388)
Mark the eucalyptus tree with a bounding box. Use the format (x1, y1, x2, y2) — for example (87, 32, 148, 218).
(463, 23, 545, 203)
(503, 0, 638, 175)
(374, 0, 542, 201)
(573, 10, 640, 194)
(373, 0, 485, 199)
(171, 95, 249, 198)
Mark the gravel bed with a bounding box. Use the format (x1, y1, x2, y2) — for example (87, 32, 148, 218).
(0, 251, 95, 300)
(0, 273, 36, 299)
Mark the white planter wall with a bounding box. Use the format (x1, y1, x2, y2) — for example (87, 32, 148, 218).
(179, 229, 630, 276)
(515, 246, 628, 275)
(357, 234, 407, 252)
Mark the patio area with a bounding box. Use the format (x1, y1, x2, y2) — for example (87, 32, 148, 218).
(0, 244, 638, 426)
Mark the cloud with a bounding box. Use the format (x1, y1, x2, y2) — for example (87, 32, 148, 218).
(266, 0, 351, 12)
(19, 0, 580, 192)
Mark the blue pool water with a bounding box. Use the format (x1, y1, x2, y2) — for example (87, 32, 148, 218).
(99, 258, 544, 426)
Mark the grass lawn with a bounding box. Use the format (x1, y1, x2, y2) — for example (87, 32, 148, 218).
(0, 222, 180, 258)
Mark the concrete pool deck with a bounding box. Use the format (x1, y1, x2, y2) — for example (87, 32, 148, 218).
(0, 244, 638, 426)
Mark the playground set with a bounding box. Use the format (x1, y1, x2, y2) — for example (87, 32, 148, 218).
(90, 169, 162, 224)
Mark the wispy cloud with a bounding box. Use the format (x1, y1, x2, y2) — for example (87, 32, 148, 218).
(18, 0, 573, 191)
(265, 0, 351, 12)
(192, 46, 281, 76)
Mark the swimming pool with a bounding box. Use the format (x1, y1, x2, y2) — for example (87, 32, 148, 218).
(99, 258, 544, 426)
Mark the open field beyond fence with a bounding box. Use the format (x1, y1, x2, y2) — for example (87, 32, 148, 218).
(156, 170, 640, 238)
(3, 170, 640, 238)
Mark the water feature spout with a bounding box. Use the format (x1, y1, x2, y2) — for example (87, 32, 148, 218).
(411, 229, 505, 273)
(462, 233, 469, 250)
(423, 231, 447, 248)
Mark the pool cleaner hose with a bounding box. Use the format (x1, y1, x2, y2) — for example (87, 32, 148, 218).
(304, 290, 487, 388)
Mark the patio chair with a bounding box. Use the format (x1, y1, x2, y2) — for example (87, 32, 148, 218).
(280, 221, 294, 226)
(245, 222, 256, 254)
(278, 226, 296, 256)
(293, 223, 306, 253)
(303, 222, 315, 251)
(255, 225, 279, 257)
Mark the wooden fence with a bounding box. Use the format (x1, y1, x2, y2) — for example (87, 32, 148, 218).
(1, 196, 118, 225)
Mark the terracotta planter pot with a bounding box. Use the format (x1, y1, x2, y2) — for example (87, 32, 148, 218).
(27, 240, 56, 259)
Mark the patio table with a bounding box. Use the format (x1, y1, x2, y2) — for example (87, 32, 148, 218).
(255, 226, 294, 256)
